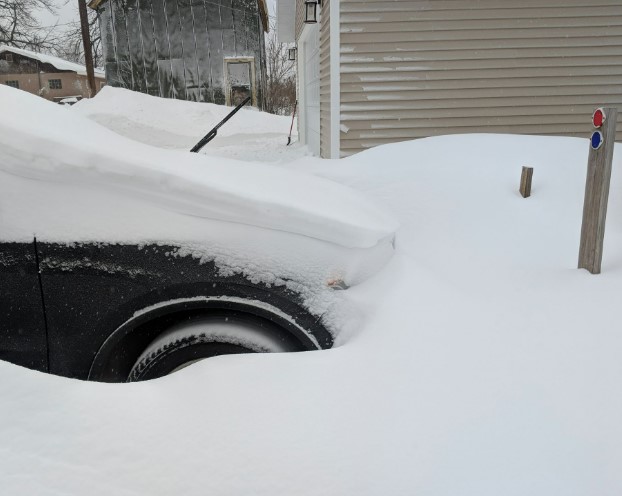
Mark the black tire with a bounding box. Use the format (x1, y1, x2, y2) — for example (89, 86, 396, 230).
(127, 314, 301, 381)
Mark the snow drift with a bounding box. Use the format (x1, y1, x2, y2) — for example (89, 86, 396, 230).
(3, 86, 622, 496)
(0, 85, 397, 250)
(74, 86, 296, 153)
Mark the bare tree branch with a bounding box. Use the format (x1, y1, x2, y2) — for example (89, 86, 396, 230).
(0, 0, 102, 69)
(0, 0, 60, 52)
(53, 3, 102, 68)
(264, 16, 296, 116)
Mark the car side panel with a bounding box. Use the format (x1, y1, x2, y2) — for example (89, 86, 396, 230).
(37, 243, 329, 380)
(0, 242, 48, 372)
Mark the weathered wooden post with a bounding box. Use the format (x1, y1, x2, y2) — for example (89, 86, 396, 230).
(519, 166, 534, 198)
(578, 107, 618, 274)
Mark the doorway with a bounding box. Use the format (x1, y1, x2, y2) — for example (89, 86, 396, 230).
(224, 57, 256, 107)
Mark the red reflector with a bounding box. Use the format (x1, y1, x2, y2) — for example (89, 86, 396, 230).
(593, 108, 605, 128)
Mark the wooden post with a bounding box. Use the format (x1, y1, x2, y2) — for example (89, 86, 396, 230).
(519, 166, 534, 198)
(578, 107, 618, 274)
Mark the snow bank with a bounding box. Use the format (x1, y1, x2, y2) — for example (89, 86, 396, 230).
(3, 87, 622, 496)
(74, 86, 297, 156)
(0, 85, 397, 250)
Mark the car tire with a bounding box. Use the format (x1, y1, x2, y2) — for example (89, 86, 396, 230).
(127, 314, 298, 381)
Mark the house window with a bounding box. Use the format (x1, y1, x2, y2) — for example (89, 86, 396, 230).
(5, 53, 13, 62)
(5, 80, 19, 89)
(48, 79, 62, 90)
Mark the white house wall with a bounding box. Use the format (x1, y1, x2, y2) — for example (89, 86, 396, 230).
(319, 0, 331, 158)
(299, 23, 322, 155)
(277, 0, 296, 43)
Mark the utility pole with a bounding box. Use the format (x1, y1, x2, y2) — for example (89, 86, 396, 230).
(78, 0, 97, 97)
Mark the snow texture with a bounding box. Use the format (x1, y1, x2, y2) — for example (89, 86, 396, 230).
(0, 85, 397, 252)
(1, 87, 622, 496)
(74, 86, 305, 162)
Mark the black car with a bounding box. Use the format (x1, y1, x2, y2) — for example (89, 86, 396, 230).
(0, 87, 396, 383)
(1, 240, 337, 382)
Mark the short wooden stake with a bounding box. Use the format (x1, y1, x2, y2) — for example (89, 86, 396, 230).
(578, 107, 618, 274)
(519, 166, 533, 198)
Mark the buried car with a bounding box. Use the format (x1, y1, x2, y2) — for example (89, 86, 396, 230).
(0, 86, 398, 382)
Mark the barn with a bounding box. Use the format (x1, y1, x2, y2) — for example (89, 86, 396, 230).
(89, 0, 268, 108)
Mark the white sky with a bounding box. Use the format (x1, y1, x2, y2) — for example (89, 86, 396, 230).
(36, 0, 77, 28)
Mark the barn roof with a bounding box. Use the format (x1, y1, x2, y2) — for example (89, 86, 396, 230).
(87, 0, 269, 32)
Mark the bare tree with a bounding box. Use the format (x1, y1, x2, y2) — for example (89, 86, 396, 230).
(77, 0, 96, 96)
(54, 2, 102, 67)
(264, 17, 296, 116)
(0, 0, 60, 51)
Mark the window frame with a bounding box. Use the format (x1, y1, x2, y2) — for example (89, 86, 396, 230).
(223, 57, 256, 107)
(48, 79, 63, 90)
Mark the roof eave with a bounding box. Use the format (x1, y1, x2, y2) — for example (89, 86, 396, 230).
(87, 0, 106, 9)
(257, 0, 269, 33)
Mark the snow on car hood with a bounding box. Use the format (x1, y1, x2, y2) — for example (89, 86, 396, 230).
(73, 86, 295, 151)
(0, 86, 398, 249)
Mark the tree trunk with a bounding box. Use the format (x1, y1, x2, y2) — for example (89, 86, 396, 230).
(78, 0, 97, 97)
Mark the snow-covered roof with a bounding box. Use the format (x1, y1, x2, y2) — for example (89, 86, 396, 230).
(0, 45, 105, 77)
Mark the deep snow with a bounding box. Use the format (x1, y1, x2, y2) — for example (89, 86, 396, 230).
(74, 86, 307, 162)
(0, 85, 396, 249)
(0, 85, 398, 323)
(1, 88, 622, 495)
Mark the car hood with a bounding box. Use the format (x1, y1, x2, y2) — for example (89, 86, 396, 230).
(0, 85, 398, 250)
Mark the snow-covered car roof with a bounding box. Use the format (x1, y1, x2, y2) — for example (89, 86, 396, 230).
(0, 85, 398, 250)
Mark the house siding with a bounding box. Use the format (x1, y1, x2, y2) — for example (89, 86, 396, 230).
(295, 0, 306, 40)
(320, 0, 331, 157)
(2, 72, 103, 100)
(339, 0, 622, 156)
(1, 50, 105, 100)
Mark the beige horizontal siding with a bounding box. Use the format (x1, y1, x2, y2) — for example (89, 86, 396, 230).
(341, 0, 622, 13)
(339, 0, 622, 156)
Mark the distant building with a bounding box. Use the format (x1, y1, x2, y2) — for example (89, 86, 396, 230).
(89, 0, 268, 108)
(0, 45, 106, 102)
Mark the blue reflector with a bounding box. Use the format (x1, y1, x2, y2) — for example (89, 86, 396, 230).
(591, 131, 603, 150)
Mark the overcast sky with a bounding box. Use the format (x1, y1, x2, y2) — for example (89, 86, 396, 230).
(36, 0, 75, 27)
(37, 0, 277, 28)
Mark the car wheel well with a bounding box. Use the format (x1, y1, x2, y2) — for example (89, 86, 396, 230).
(88, 298, 324, 382)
